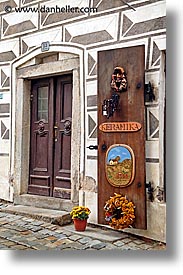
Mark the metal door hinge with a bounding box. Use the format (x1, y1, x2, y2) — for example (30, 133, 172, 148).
(87, 145, 98, 150)
(87, 143, 107, 151)
(146, 182, 154, 202)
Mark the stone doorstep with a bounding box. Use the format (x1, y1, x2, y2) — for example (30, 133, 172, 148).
(64, 224, 128, 242)
(0, 205, 72, 226)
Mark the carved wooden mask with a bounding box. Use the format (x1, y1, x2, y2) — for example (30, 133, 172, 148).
(110, 66, 127, 92)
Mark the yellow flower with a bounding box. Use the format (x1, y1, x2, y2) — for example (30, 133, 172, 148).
(70, 206, 91, 220)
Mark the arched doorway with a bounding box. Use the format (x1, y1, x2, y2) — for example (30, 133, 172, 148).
(10, 43, 85, 210)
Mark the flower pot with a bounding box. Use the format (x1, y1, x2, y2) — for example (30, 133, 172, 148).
(73, 219, 87, 231)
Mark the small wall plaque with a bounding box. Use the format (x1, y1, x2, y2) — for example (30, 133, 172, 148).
(41, 41, 50, 52)
(105, 144, 135, 187)
(99, 122, 141, 133)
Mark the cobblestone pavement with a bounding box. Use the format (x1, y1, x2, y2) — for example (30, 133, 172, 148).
(0, 202, 166, 251)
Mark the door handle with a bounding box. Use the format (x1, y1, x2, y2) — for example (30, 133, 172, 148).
(54, 125, 58, 142)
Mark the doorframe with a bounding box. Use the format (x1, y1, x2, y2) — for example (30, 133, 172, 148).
(10, 43, 85, 207)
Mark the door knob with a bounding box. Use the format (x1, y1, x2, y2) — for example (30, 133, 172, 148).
(101, 143, 107, 151)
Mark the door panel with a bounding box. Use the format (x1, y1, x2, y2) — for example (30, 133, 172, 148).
(53, 76, 72, 199)
(29, 78, 54, 196)
(28, 75, 72, 198)
(98, 46, 146, 229)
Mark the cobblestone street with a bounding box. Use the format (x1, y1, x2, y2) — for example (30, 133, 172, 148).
(0, 202, 166, 251)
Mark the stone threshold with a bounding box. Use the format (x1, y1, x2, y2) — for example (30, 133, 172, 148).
(64, 224, 128, 242)
(14, 194, 77, 212)
(0, 204, 72, 226)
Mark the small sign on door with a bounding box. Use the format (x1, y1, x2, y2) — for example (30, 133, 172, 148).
(99, 122, 141, 132)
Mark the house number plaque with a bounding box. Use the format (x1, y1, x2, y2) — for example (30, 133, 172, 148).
(99, 122, 141, 133)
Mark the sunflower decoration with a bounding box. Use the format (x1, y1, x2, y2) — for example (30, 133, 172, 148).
(104, 193, 135, 230)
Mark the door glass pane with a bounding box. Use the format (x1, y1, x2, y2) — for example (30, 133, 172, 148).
(37, 86, 48, 121)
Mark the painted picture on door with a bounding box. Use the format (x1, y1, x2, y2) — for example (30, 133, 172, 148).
(105, 144, 135, 187)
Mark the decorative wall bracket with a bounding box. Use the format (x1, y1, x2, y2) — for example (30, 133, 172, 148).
(102, 93, 120, 119)
(146, 182, 154, 202)
(144, 81, 155, 102)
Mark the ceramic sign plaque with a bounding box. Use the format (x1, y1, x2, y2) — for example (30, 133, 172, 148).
(99, 122, 141, 132)
(105, 144, 135, 187)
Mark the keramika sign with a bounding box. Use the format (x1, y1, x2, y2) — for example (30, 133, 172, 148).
(99, 122, 142, 133)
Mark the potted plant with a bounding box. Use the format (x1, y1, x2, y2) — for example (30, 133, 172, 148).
(70, 206, 91, 231)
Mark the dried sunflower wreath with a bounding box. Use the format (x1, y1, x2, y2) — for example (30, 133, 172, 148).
(104, 193, 136, 229)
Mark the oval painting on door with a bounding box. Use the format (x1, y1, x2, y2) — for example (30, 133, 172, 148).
(105, 144, 135, 187)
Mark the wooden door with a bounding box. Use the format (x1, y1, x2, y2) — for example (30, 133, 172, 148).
(28, 75, 72, 199)
(53, 75, 72, 199)
(98, 46, 146, 229)
(29, 77, 54, 196)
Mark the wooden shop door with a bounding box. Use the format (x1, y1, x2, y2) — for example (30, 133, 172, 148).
(28, 75, 72, 199)
(98, 46, 146, 229)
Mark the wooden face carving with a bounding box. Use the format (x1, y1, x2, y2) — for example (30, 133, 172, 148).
(110, 67, 127, 92)
(105, 144, 135, 187)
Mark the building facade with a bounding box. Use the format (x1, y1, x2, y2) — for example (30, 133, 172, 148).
(0, 0, 166, 242)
